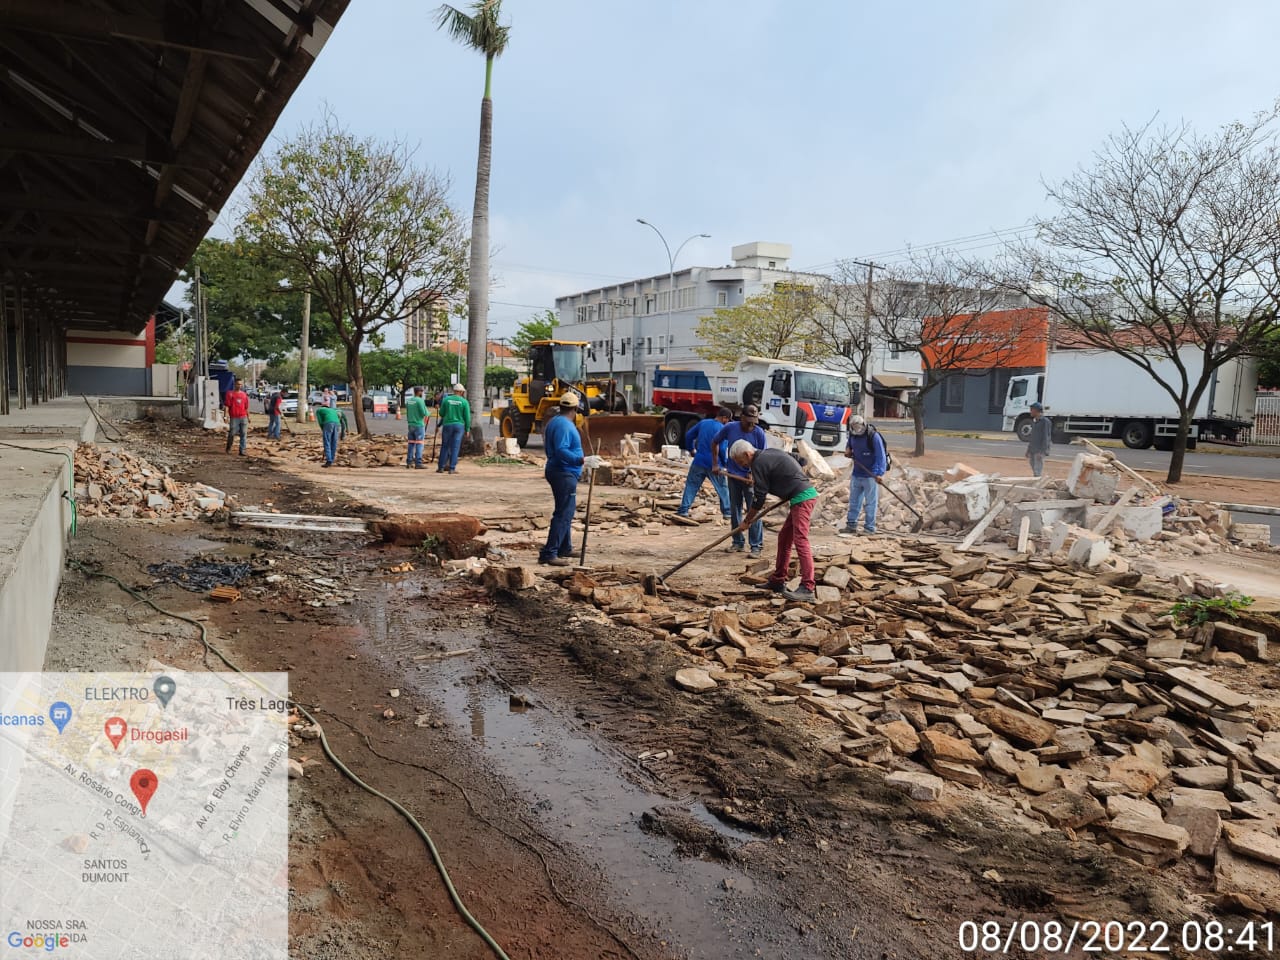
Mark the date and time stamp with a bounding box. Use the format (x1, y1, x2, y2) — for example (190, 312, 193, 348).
(959, 920, 1276, 954)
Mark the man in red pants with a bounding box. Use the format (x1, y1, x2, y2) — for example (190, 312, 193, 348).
(729, 439, 818, 602)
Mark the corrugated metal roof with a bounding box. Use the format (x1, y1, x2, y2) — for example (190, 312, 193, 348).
(0, 0, 350, 332)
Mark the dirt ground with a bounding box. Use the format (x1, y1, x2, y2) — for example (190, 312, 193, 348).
(45, 419, 1280, 959)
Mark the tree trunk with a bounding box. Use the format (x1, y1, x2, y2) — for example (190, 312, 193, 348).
(348, 340, 368, 437)
(1167, 408, 1193, 483)
(465, 91, 493, 454)
(911, 397, 925, 456)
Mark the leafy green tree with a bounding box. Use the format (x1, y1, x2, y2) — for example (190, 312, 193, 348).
(263, 358, 299, 385)
(484, 365, 517, 391)
(360, 348, 461, 404)
(694, 286, 831, 365)
(240, 112, 469, 436)
(435, 0, 512, 448)
(179, 238, 334, 362)
(305, 355, 347, 388)
(510, 309, 558, 356)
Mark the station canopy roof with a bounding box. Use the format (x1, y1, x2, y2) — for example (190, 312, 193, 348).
(0, 0, 349, 332)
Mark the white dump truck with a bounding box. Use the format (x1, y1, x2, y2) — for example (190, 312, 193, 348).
(1002, 346, 1257, 449)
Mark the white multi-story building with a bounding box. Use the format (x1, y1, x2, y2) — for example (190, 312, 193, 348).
(555, 242, 823, 405)
(555, 241, 922, 410)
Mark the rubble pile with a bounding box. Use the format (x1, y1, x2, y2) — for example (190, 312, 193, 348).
(818, 451, 1272, 561)
(75, 443, 230, 519)
(548, 538, 1280, 905)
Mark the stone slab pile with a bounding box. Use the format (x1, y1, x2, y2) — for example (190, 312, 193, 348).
(558, 535, 1280, 902)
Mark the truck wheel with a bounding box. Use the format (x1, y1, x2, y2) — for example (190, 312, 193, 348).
(1014, 416, 1033, 442)
(1120, 420, 1153, 449)
(663, 416, 686, 446)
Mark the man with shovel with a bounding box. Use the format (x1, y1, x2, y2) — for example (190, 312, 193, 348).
(730, 440, 818, 602)
(842, 415, 887, 535)
(539, 391, 605, 566)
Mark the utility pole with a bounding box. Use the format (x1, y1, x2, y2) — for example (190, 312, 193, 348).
(602, 298, 632, 412)
(636, 220, 710, 401)
(296, 290, 311, 424)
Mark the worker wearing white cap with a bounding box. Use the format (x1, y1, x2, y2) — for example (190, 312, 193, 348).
(436, 383, 471, 474)
(539, 391, 605, 565)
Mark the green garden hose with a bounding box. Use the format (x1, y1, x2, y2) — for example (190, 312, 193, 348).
(0, 441, 77, 537)
(69, 561, 511, 960)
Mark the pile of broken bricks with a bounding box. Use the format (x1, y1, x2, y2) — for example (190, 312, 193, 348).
(542, 535, 1280, 908)
(74, 443, 231, 520)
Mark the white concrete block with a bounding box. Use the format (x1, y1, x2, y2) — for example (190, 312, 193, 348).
(1066, 453, 1119, 503)
(1014, 499, 1088, 534)
(1118, 504, 1162, 542)
(1067, 530, 1112, 567)
(944, 477, 990, 522)
(496, 437, 521, 457)
(661, 444, 683, 461)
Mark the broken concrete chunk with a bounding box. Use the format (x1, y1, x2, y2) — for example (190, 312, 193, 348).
(1215, 845, 1280, 912)
(1106, 755, 1166, 795)
(977, 703, 1056, 748)
(884, 770, 945, 801)
(1031, 788, 1106, 830)
(1105, 794, 1162, 822)
(674, 668, 718, 693)
(874, 719, 920, 756)
(920, 729, 983, 766)
(1108, 813, 1189, 856)
(1211, 622, 1267, 662)
(1166, 805, 1222, 858)
(1221, 821, 1280, 866)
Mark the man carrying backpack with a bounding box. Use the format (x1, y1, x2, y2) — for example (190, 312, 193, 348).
(843, 415, 887, 535)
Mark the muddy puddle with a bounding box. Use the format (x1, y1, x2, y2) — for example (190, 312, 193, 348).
(352, 580, 788, 960)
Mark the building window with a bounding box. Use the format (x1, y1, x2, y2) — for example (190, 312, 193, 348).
(941, 376, 965, 412)
(768, 260, 777, 268)
(645, 296, 655, 315)
(659, 335, 666, 355)
(716, 290, 728, 306)
(576, 306, 588, 323)
(646, 337, 653, 355)
(676, 286, 696, 309)
(888, 341, 904, 360)
(989, 370, 1013, 414)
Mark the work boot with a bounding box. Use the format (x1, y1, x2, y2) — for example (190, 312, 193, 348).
(749, 546, 762, 558)
(782, 585, 816, 602)
(839, 524, 859, 535)
(728, 543, 745, 553)
(539, 557, 571, 567)
(759, 579, 786, 593)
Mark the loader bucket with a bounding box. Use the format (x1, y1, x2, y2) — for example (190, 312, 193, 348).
(580, 413, 664, 455)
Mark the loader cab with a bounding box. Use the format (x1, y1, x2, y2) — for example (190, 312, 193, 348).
(528, 340, 588, 400)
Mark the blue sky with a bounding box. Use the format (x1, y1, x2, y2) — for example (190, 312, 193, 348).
(207, 0, 1280, 346)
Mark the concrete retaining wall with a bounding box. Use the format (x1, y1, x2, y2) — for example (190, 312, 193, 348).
(0, 448, 74, 672)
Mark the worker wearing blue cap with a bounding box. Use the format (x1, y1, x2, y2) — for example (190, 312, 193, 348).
(1026, 402, 1052, 477)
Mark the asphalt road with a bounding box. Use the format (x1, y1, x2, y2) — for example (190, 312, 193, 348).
(884, 431, 1280, 482)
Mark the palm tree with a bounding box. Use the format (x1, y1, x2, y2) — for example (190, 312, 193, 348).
(435, 0, 511, 450)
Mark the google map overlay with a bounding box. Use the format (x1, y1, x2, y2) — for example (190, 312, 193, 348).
(0, 672, 288, 958)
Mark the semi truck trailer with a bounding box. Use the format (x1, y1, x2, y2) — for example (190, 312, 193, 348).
(1003, 346, 1257, 450)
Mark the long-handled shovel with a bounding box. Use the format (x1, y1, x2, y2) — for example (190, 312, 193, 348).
(653, 495, 792, 588)
(579, 440, 602, 566)
(852, 459, 925, 532)
(427, 426, 440, 464)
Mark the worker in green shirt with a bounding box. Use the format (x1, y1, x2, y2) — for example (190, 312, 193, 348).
(314, 403, 344, 467)
(404, 386, 430, 469)
(436, 384, 471, 474)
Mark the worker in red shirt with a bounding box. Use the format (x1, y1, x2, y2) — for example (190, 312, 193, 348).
(224, 378, 251, 455)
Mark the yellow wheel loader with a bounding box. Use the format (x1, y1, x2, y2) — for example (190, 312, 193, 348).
(499, 340, 662, 454)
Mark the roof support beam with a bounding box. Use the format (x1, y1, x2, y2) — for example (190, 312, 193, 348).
(0, 1, 270, 62)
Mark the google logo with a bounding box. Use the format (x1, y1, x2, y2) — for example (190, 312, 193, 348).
(6, 932, 69, 951)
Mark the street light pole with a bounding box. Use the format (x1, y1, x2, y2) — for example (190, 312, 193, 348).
(636, 220, 710, 372)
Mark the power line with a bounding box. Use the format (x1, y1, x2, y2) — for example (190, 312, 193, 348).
(800, 223, 1038, 274)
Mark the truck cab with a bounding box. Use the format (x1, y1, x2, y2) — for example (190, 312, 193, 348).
(655, 357, 854, 449)
(743, 359, 853, 450)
